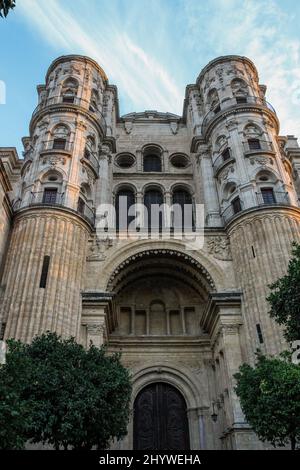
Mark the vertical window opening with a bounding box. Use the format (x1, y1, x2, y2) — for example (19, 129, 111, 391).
(40, 256, 50, 288)
(256, 323, 264, 344)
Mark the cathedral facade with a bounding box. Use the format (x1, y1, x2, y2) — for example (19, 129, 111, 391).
(1, 54, 300, 450)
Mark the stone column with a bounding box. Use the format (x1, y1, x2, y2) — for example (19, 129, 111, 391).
(136, 149, 142, 172)
(81, 292, 115, 348)
(201, 292, 252, 449)
(180, 306, 186, 334)
(197, 150, 222, 226)
(98, 144, 112, 206)
(220, 323, 244, 425)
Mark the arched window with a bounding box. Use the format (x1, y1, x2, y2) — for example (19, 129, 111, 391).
(61, 78, 78, 104)
(116, 189, 135, 230)
(77, 184, 94, 223)
(231, 78, 248, 100)
(89, 89, 100, 112)
(41, 170, 63, 205)
(51, 124, 70, 151)
(231, 196, 242, 214)
(144, 189, 164, 231)
(207, 88, 220, 112)
(77, 196, 85, 215)
(172, 189, 194, 231)
(143, 154, 162, 172)
(84, 135, 96, 160)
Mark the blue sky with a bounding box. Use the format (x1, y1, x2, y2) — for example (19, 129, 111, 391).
(1, 0, 300, 155)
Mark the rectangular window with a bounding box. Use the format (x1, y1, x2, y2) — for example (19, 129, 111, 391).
(236, 97, 247, 104)
(261, 188, 276, 205)
(222, 148, 231, 162)
(40, 256, 50, 289)
(42, 188, 58, 204)
(77, 197, 85, 215)
(62, 96, 74, 104)
(248, 138, 261, 150)
(0, 322, 6, 340)
(214, 104, 221, 114)
(256, 324, 264, 344)
(53, 138, 66, 150)
(232, 196, 242, 214)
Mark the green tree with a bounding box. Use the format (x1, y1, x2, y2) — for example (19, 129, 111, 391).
(267, 242, 300, 343)
(234, 353, 300, 450)
(0, 332, 132, 450)
(0, 341, 33, 449)
(0, 0, 16, 18)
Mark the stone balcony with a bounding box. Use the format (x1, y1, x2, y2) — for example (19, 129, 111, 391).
(201, 96, 277, 137)
(221, 191, 292, 225)
(13, 191, 95, 226)
(30, 96, 107, 135)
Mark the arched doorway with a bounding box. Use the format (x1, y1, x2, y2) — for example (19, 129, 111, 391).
(133, 383, 190, 450)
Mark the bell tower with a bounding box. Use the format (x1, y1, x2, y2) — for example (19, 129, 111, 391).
(0, 55, 112, 342)
(195, 56, 300, 359)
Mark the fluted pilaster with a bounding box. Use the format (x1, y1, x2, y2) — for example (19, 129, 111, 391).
(0, 209, 89, 342)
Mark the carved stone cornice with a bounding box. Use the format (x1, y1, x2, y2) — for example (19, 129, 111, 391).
(200, 292, 243, 346)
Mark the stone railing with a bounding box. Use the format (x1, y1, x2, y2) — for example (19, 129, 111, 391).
(13, 191, 95, 225)
(202, 96, 277, 136)
(31, 96, 107, 134)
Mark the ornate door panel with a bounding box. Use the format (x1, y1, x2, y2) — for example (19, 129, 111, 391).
(133, 383, 190, 450)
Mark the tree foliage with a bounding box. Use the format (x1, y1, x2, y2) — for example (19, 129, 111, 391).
(267, 242, 300, 343)
(0, 332, 132, 450)
(0, 341, 32, 449)
(0, 0, 15, 18)
(234, 352, 300, 450)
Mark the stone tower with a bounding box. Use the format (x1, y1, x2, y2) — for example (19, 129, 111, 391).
(192, 56, 300, 360)
(0, 55, 116, 341)
(1, 54, 300, 449)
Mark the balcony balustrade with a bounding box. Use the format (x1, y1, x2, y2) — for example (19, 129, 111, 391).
(13, 191, 95, 225)
(31, 96, 106, 134)
(202, 96, 277, 136)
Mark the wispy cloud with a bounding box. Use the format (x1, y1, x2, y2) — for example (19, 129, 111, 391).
(18, 0, 300, 137)
(182, 0, 300, 136)
(18, 0, 183, 114)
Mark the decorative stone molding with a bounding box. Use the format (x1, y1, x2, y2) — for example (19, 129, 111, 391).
(207, 236, 232, 261)
(41, 155, 67, 166)
(107, 248, 216, 290)
(249, 156, 274, 166)
(124, 121, 133, 134)
(226, 119, 239, 131)
(87, 236, 113, 261)
(169, 121, 179, 135)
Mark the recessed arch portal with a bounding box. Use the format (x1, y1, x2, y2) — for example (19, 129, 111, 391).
(107, 249, 216, 338)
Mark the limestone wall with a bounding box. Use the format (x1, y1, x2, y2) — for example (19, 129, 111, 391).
(0, 209, 89, 342)
(228, 208, 300, 360)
